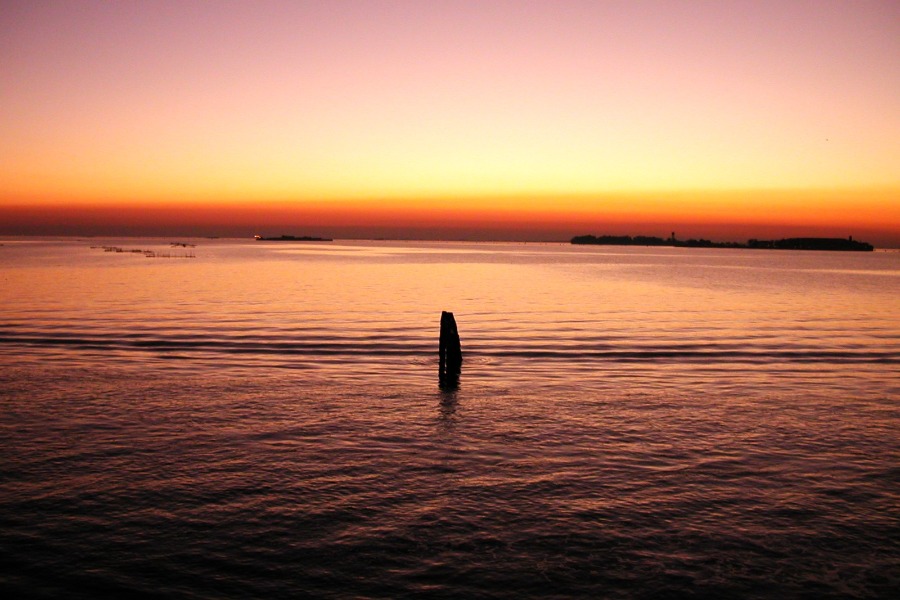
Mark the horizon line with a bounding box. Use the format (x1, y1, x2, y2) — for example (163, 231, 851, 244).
(3, 231, 895, 249)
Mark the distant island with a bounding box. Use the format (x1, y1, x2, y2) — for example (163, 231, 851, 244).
(571, 234, 874, 252)
(254, 235, 333, 242)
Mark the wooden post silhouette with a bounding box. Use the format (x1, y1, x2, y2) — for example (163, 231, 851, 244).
(439, 311, 462, 387)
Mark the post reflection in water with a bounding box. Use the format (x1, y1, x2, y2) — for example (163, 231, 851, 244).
(438, 388, 459, 426)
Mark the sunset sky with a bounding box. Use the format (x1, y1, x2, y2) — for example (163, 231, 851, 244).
(2, 0, 898, 243)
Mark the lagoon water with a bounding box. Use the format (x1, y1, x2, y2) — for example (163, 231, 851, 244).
(1, 238, 898, 598)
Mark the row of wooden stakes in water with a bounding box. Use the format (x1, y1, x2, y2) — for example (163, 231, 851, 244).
(90, 245, 195, 258)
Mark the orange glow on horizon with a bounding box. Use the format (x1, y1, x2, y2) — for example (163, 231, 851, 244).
(2, 187, 898, 246)
(2, 2, 898, 244)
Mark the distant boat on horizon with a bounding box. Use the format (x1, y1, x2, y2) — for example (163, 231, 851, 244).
(254, 235, 333, 242)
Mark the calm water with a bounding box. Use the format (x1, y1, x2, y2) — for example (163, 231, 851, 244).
(1, 238, 898, 598)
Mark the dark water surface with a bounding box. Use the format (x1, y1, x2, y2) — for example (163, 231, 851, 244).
(1, 239, 898, 598)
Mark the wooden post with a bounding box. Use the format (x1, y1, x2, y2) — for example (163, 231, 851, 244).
(439, 311, 462, 387)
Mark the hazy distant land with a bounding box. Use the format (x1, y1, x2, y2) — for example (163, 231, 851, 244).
(254, 234, 333, 242)
(571, 234, 875, 251)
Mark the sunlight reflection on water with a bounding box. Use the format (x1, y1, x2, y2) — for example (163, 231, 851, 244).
(1, 238, 898, 598)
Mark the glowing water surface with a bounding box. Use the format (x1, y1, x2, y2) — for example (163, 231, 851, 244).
(1, 239, 898, 598)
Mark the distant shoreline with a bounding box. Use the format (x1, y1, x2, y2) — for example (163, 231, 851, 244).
(0, 234, 894, 250)
(253, 235, 332, 242)
(571, 234, 874, 252)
